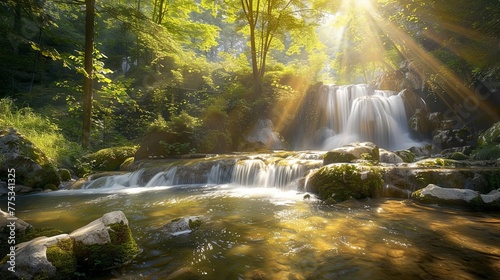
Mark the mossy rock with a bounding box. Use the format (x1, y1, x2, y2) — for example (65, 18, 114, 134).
(57, 168, 72, 181)
(324, 142, 379, 165)
(478, 122, 500, 146)
(25, 164, 61, 189)
(46, 238, 77, 280)
(447, 152, 469, 160)
(395, 150, 416, 163)
(119, 156, 135, 171)
(307, 164, 383, 202)
(413, 158, 467, 168)
(85, 146, 138, 172)
(472, 144, 500, 160)
(73, 221, 140, 271)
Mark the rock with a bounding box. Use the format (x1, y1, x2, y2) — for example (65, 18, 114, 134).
(473, 122, 500, 160)
(395, 149, 416, 163)
(57, 169, 72, 181)
(161, 216, 204, 236)
(480, 189, 500, 209)
(0, 128, 60, 188)
(83, 146, 137, 172)
(379, 149, 403, 164)
(409, 144, 432, 158)
(477, 122, 500, 146)
(411, 184, 483, 208)
(324, 142, 379, 165)
(70, 211, 140, 271)
(243, 118, 285, 150)
(0, 234, 75, 280)
(0, 209, 32, 233)
(307, 163, 383, 202)
(432, 128, 473, 153)
(408, 109, 430, 139)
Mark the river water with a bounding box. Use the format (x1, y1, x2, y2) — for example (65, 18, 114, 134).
(6, 184, 500, 279)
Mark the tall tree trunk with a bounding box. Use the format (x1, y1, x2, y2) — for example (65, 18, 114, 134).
(83, 0, 95, 149)
(242, 0, 262, 96)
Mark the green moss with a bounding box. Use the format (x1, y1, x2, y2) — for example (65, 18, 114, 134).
(308, 164, 383, 202)
(188, 219, 203, 230)
(73, 222, 140, 272)
(83, 146, 138, 172)
(472, 144, 500, 160)
(448, 152, 469, 160)
(58, 168, 72, 181)
(415, 158, 462, 168)
(46, 238, 77, 280)
(396, 150, 416, 163)
(323, 152, 356, 164)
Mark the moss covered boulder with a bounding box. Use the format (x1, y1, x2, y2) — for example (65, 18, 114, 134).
(69, 211, 140, 272)
(323, 142, 379, 165)
(84, 146, 138, 172)
(307, 163, 383, 203)
(0, 128, 60, 189)
(0, 234, 76, 280)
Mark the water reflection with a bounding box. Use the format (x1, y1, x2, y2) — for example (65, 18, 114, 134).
(5, 186, 500, 279)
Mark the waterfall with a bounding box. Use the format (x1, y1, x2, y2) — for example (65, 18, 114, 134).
(80, 154, 322, 191)
(318, 84, 418, 150)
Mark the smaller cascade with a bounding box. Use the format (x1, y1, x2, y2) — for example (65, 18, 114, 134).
(145, 167, 178, 187)
(84, 169, 145, 189)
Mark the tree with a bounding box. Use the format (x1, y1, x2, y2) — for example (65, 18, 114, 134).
(240, 0, 323, 96)
(83, 0, 95, 149)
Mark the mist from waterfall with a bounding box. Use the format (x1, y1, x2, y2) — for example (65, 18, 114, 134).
(316, 84, 420, 151)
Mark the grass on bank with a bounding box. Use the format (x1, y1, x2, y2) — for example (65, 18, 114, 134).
(0, 98, 82, 165)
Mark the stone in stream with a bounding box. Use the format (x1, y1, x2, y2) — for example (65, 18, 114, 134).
(411, 184, 500, 210)
(0, 211, 140, 279)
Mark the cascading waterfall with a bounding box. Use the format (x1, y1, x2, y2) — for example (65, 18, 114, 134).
(316, 84, 419, 151)
(81, 155, 322, 191)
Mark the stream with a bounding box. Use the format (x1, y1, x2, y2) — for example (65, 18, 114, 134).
(4, 183, 500, 279)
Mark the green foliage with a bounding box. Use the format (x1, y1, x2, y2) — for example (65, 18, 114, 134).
(0, 98, 82, 165)
(308, 164, 383, 202)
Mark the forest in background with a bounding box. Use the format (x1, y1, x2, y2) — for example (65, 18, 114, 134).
(0, 0, 499, 169)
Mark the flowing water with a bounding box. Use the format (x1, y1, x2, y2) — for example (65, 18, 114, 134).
(5, 180, 500, 279)
(313, 84, 421, 151)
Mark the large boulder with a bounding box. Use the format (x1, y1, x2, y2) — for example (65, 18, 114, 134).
(307, 163, 383, 203)
(0, 234, 75, 280)
(69, 211, 140, 272)
(0, 128, 60, 189)
(323, 142, 379, 165)
(411, 184, 482, 208)
(82, 146, 137, 172)
(411, 184, 500, 209)
(379, 149, 403, 164)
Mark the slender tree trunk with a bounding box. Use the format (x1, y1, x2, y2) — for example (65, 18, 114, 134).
(83, 0, 95, 149)
(242, 0, 262, 96)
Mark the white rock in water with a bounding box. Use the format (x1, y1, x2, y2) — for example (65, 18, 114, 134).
(6, 234, 71, 279)
(420, 184, 479, 202)
(70, 210, 129, 245)
(481, 189, 500, 204)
